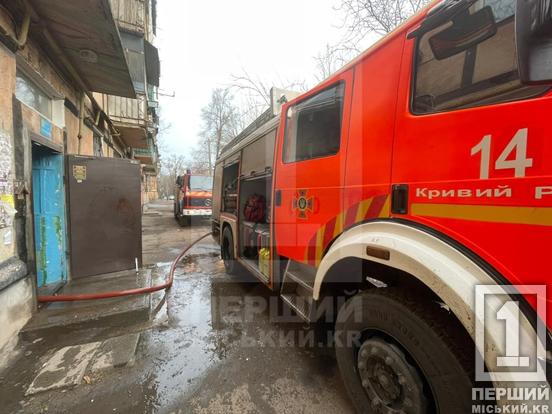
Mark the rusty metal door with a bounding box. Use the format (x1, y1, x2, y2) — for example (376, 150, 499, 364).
(66, 155, 142, 278)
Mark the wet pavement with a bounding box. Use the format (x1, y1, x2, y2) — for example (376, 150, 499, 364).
(0, 200, 354, 413)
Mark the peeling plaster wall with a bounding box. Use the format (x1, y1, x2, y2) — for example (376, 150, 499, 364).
(65, 110, 79, 154)
(0, 42, 17, 261)
(20, 105, 63, 145)
(0, 127, 16, 259)
(17, 39, 100, 157)
(18, 42, 79, 105)
(80, 126, 94, 156)
(0, 25, 32, 355)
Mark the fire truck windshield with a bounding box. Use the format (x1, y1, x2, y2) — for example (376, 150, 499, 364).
(189, 175, 213, 191)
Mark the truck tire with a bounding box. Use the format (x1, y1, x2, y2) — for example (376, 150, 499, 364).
(221, 226, 238, 275)
(335, 288, 474, 414)
(173, 202, 179, 220)
(178, 215, 191, 227)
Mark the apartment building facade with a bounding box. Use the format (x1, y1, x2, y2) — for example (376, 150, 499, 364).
(99, 0, 160, 205)
(0, 0, 160, 358)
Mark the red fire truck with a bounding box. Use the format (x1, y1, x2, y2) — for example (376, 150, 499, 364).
(212, 0, 551, 411)
(174, 170, 213, 226)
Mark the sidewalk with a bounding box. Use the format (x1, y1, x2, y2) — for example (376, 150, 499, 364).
(21, 268, 153, 341)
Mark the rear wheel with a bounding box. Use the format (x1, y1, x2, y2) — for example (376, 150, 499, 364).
(335, 288, 474, 414)
(221, 226, 238, 275)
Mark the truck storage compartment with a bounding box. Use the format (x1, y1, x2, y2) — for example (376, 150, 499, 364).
(238, 174, 272, 276)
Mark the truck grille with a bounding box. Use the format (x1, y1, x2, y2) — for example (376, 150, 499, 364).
(189, 197, 212, 207)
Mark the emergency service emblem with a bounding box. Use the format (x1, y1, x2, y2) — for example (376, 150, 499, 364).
(292, 190, 314, 219)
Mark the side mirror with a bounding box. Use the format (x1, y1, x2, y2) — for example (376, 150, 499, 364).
(176, 175, 183, 187)
(516, 0, 552, 84)
(429, 6, 497, 60)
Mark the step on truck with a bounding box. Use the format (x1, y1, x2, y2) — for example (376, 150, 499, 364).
(174, 170, 213, 226)
(211, 0, 552, 411)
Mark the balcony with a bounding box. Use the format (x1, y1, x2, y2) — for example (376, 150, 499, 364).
(109, 0, 146, 35)
(102, 93, 147, 126)
(133, 147, 151, 162)
(99, 93, 149, 148)
(133, 139, 157, 166)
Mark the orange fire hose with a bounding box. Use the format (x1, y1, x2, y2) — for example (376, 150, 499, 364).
(37, 232, 213, 303)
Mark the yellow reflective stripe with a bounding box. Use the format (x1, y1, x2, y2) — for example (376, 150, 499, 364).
(333, 211, 346, 238)
(379, 196, 391, 218)
(315, 225, 326, 265)
(355, 198, 373, 222)
(411, 203, 552, 227)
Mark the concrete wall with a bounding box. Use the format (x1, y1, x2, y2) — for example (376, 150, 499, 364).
(0, 275, 33, 369)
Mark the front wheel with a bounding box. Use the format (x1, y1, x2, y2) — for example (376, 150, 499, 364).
(335, 288, 475, 414)
(173, 202, 179, 220)
(178, 215, 191, 227)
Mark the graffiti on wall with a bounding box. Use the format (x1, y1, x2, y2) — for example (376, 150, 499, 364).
(0, 129, 15, 230)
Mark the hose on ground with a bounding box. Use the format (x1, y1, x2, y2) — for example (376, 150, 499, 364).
(37, 232, 213, 303)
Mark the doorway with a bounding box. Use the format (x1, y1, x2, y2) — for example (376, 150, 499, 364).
(32, 144, 68, 289)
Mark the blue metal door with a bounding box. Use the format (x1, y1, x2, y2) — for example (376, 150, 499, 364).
(32, 146, 67, 287)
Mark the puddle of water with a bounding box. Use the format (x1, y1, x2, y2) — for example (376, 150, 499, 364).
(138, 254, 240, 407)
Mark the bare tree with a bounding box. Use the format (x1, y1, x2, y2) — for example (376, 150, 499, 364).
(314, 43, 355, 82)
(159, 153, 187, 197)
(231, 69, 273, 107)
(161, 153, 186, 180)
(338, 0, 430, 46)
(230, 69, 308, 126)
(195, 88, 240, 173)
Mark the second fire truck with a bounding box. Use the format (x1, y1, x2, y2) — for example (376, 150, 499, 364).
(174, 169, 213, 226)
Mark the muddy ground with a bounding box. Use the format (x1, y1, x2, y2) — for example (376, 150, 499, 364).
(0, 200, 354, 413)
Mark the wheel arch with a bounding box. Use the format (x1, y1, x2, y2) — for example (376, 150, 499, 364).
(313, 220, 542, 386)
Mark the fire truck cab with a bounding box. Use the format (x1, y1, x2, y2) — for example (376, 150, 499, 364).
(174, 170, 213, 226)
(212, 0, 552, 411)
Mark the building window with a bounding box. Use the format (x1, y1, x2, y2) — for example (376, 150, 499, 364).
(15, 73, 53, 119)
(283, 82, 344, 163)
(412, 0, 548, 114)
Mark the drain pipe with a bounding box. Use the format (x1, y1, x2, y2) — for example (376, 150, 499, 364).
(0, 3, 30, 49)
(77, 93, 85, 155)
(15, 4, 31, 49)
(37, 232, 213, 303)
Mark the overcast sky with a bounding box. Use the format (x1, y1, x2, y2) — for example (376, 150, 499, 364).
(156, 0, 353, 157)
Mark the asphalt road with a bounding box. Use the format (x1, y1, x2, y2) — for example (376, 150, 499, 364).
(0, 200, 354, 413)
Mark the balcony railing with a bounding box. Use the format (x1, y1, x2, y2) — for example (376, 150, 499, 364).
(133, 140, 158, 165)
(100, 93, 147, 127)
(133, 147, 152, 158)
